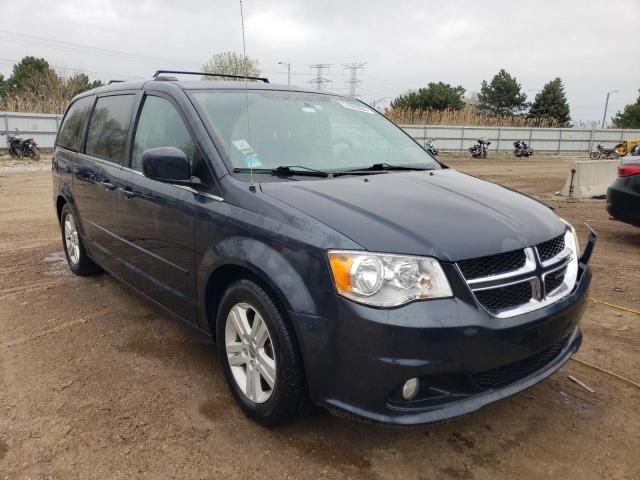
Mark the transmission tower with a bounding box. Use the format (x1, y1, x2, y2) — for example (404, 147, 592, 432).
(308, 64, 332, 91)
(343, 62, 365, 97)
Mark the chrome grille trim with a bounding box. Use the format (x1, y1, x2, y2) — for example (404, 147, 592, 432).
(466, 248, 537, 286)
(458, 228, 578, 318)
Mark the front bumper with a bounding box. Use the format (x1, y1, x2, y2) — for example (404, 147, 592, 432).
(292, 238, 594, 425)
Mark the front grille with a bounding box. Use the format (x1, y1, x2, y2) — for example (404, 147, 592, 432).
(544, 266, 566, 295)
(472, 336, 569, 390)
(474, 281, 532, 314)
(537, 235, 565, 262)
(458, 249, 526, 280)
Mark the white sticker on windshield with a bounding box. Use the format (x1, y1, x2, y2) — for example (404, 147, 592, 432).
(301, 106, 317, 113)
(338, 100, 374, 114)
(232, 139, 253, 153)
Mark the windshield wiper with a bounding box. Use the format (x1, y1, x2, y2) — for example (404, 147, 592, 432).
(233, 165, 330, 178)
(334, 162, 435, 176)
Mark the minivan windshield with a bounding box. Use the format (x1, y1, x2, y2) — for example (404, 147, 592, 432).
(191, 90, 440, 173)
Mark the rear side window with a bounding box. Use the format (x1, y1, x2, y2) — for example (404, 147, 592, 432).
(85, 94, 135, 163)
(57, 96, 94, 151)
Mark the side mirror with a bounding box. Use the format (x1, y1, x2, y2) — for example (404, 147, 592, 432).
(141, 147, 200, 185)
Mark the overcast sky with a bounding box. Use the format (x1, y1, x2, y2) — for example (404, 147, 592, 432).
(0, 0, 638, 123)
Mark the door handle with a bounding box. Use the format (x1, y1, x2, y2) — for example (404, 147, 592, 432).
(119, 186, 138, 199)
(101, 179, 116, 191)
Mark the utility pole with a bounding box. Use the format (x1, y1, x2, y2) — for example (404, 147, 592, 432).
(278, 61, 291, 86)
(371, 97, 391, 111)
(308, 64, 332, 91)
(343, 62, 365, 98)
(601, 90, 618, 128)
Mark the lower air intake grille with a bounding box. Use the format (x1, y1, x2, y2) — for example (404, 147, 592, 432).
(474, 281, 532, 313)
(472, 336, 569, 390)
(458, 249, 526, 280)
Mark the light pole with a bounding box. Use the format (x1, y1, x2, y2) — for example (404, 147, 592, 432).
(601, 90, 618, 128)
(278, 61, 291, 86)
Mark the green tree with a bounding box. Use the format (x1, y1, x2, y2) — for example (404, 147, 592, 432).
(202, 52, 261, 80)
(527, 78, 571, 126)
(391, 82, 466, 111)
(612, 91, 640, 128)
(6, 56, 55, 95)
(66, 73, 104, 96)
(0, 74, 7, 98)
(477, 69, 527, 115)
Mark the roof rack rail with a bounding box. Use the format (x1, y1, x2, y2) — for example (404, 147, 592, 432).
(108, 80, 124, 84)
(152, 70, 269, 83)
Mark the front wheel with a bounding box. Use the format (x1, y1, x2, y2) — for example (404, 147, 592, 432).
(482, 150, 487, 159)
(216, 279, 309, 427)
(60, 204, 100, 276)
(590, 151, 600, 160)
(28, 146, 40, 161)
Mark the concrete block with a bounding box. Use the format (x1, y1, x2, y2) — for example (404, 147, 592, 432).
(560, 160, 619, 198)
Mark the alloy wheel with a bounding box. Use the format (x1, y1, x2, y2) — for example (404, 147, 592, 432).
(224, 302, 277, 404)
(64, 214, 80, 265)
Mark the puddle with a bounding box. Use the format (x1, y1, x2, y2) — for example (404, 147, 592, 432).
(43, 251, 71, 277)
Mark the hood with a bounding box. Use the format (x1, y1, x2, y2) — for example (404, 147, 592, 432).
(260, 169, 565, 262)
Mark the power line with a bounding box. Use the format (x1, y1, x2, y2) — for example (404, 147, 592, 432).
(343, 62, 365, 98)
(0, 57, 142, 80)
(307, 64, 332, 91)
(0, 30, 202, 67)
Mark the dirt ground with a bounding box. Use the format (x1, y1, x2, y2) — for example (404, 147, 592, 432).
(1, 154, 639, 480)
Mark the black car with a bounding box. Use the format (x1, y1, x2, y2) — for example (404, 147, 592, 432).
(52, 72, 595, 426)
(607, 156, 640, 227)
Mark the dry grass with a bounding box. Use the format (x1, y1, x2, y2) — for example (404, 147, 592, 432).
(0, 70, 84, 114)
(385, 106, 562, 128)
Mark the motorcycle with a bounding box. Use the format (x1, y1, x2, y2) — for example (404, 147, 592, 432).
(589, 143, 619, 160)
(630, 144, 640, 157)
(513, 140, 534, 158)
(7, 129, 41, 160)
(424, 138, 439, 156)
(469, 138, 491, 159)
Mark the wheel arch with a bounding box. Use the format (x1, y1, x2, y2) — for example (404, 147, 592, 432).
(202, 258, 308, 336)
(56, 195, 67, 223)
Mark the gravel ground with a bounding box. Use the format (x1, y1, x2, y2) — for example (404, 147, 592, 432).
(1, 155, 639, 480)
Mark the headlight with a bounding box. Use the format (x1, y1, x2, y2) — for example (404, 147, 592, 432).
(560, 219, 580, 256)
(328, 250, 453, 307)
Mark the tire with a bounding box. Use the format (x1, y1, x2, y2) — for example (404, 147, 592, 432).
(611, 153, 620, 160)
(482, 150, 487, 159)
(8, 148, 17, 158)
(60, 204, 100, 276)
(590, 152, 600, 160)
(29, 146, 40, 161)
(216, 279, 309, 427)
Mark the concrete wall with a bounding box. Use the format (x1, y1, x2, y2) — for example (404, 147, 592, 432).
(400, 125, 640, 153)
(2, 110, 640, 153)
(1, 112, 62, 150)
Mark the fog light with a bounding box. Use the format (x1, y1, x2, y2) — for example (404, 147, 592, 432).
(402, 378, 420, 400)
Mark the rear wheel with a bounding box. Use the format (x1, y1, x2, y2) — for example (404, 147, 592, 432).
(216, 279, 309, 427)
(60, 204, 100, 276)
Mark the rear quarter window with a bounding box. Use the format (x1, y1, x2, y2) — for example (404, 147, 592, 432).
(85, 94, 136, 163)
(57, 96, 94, 151)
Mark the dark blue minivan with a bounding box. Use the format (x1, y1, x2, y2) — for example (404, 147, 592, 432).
(52, 72, 595, 426)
